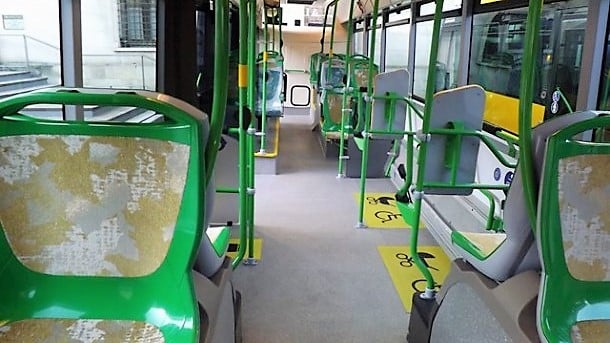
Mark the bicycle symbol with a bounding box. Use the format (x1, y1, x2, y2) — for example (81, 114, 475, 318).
(375, 210, 402, 223)
(395, 252, 439, 271)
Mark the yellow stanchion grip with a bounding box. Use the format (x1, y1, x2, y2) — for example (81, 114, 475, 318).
(263, 51, 268, 62)
(329, 49, 333, 58)
(238, 64, 248, 88)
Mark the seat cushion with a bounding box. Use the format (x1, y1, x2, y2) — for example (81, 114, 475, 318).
(452, 231, 507, 260)
(0, 319, 165, 342)
(571, 320, 610, 343)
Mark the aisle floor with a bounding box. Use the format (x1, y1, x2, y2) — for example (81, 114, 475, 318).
(233, 114, 438, 343)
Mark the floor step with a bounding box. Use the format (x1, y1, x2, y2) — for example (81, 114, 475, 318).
(19, 104, 100, 120)
(0, 71, 32, 83)
(0, 76, 48, 92)
(0, 84, 51, 99)
(88, 106, 139, 122)
(126, 110, 158, 123)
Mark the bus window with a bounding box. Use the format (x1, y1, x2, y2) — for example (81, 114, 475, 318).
(413, 17, 461, 98)
(0, 2, 61, 87)
(385, 23, 410, 72)
(354, 31, 365, 56)
(469, 0, 588, 134)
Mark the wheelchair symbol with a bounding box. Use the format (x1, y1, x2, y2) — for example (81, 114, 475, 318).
(375, 210, 402, 223)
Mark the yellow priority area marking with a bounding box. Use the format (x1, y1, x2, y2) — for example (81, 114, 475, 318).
(378, 245, 450, 312)
(353, 192, 420, 229)
(227, 238, 263, 261)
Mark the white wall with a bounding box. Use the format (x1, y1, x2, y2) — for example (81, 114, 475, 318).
(282, 23, 347, 108)
(0, 0, 156, 89)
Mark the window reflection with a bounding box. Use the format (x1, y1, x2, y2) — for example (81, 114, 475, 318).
(469, 1, 588, 121)
(413, 17, 461, 97)
(385, 24, 410, 72)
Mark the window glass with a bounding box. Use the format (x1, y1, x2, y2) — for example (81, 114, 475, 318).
(419, 0, 462, 16)
(354, 31, 365, 55)
(82, 0, 156, 90)
(118, 0, 156, 48)
(469, 1, 588, 121)
(389, 9, 411, 23)
(0, 2, 61, 89)
(385, 24, 410, 72)
(367, 26, 382, 69)
(599, 28, 610, 111)
(413, 17, 461, 97)
(355, 20, 365, 31)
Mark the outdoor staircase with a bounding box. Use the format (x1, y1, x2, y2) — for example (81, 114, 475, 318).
(0, 69, 49, 99)
(0, 68, 162, 123)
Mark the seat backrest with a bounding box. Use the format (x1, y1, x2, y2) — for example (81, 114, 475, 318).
(423, 85, 486, 195)
(320, 59, 345, 89)
(349, 59, 378, 89)
(536, 115, 610, 343)
(256, 66, 283, 115)
(321, 91, 343, 130)
(0, 89, 207, 342)
(501, 111, 599, 276)
(370, 69, 409, 140)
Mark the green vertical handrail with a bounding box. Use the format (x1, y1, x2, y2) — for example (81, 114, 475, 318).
(324, 0, 340, 87)
(205, 0, 230, 186)
(409, 0, 445, 296)
(328, 0, 339, 57)
(246, 0, 257, 263)
(259, 9, 269, 153)
(337, 0, 357, 177)
(232, 0, 250, 268)
(318, 0, 340, 90)
(356, 0, 380, 228)
(602, 67, 610, 110)
(271, 7, 277, 51)
(278, 7, 283, 54)
(518, 0, 543, 229)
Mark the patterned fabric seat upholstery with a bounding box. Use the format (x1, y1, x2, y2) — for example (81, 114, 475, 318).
(0, 89, 208, 343)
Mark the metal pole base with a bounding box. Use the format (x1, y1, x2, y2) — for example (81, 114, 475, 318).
(336, 173, 345, 179)
(355, 222, 368, 229)
(258, 149, 266, 154)
(243, 258, 258, 266)
(419, 288, 437, 300)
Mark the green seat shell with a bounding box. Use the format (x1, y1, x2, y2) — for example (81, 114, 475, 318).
(537, 115, 610, 343)
(0, 88, 208, 342)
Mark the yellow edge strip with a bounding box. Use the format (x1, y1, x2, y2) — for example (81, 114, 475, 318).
(255, 118, 280, 158)
(238, 64, 248, 88)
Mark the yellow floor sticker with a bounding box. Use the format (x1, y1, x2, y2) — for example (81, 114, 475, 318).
(378, 245, 450, 312)
(227, 238, 263, 260)
(353, 192, 419, 229)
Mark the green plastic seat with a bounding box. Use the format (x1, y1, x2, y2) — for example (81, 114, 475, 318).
(0, 88, 208, 342)
(537, 115, 610, 343)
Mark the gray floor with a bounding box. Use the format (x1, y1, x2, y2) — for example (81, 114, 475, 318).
(233, 114, 437, 343)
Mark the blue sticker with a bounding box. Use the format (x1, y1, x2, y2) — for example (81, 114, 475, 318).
(493, 167, 501, 181)
(504, 171, 514, 185)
